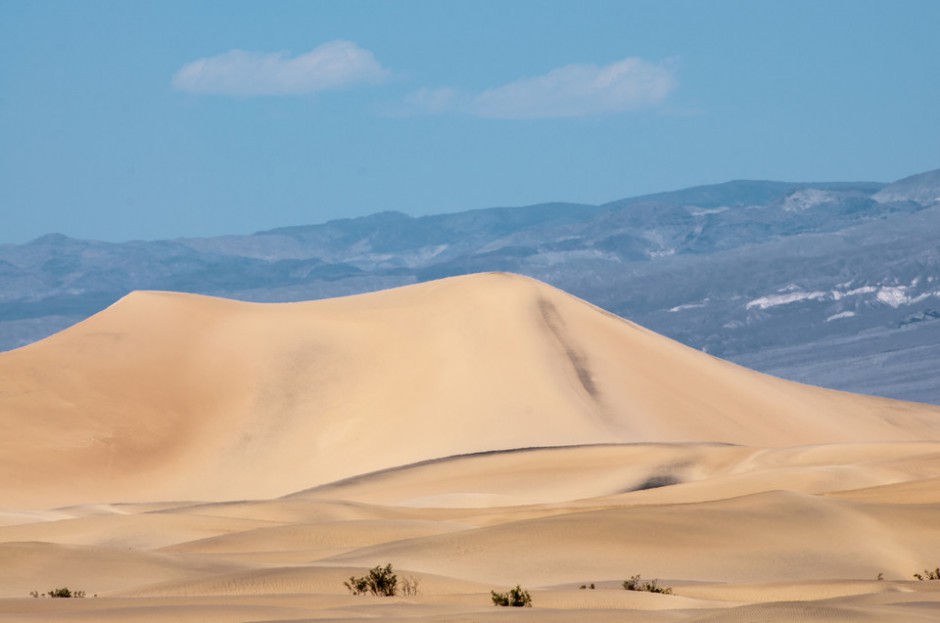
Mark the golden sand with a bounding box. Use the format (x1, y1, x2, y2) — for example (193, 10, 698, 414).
(1, 273, 938, 621)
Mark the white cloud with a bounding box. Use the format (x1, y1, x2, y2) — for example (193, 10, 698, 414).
(470, 57, 677, 119)
(172, 40, 390, 96)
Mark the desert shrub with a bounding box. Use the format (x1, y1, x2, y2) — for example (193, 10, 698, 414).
(344, 563, 398, 596)
(344, 575, 369, 595)
(914, 567, 940, 581)
(32, 587, 85, 598)
(491, 584, 532, 607)
(400, 575, 420, 596)
(623, 575, 672, 595)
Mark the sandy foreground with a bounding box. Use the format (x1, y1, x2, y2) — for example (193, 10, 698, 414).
(1, 273, 939, 621)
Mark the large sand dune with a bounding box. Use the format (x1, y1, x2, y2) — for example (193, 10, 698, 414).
(2, 272, 939, 507)
(1, 273, 939, 621)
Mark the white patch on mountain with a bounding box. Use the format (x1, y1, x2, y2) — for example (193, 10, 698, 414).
(831, 286, 876, 300)
(745, 280, 939, 312)
(872, 284, 937, 309)
(669, 300, 710, 313)
(782, 188, 837, 212)
(689, 207, 730, 217)
(826, 311, 856, 322)
(746, 290, 828, 310)
(877, 286, 910, 308)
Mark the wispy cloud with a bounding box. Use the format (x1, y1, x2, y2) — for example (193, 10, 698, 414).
(472, 57, 677, 118)
(405, 57, 677, 119)
(173, 40, 390, 96)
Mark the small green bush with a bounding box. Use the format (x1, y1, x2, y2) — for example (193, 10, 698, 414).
(491, 584, 532, 607)
(344, 563, 398, 596)
(914, 567, 940, 581)
(623, 575, 672, 595)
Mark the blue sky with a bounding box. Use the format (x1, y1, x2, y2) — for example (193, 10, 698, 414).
(1, 0, 938, 244)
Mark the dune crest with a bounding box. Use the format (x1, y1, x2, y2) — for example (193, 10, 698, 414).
(1, 272, 938, 507)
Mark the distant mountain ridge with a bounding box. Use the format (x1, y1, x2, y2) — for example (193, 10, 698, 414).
(1, 167, 938, 404)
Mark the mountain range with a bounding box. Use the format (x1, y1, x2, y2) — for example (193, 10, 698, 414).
(2, 166, 938, 403)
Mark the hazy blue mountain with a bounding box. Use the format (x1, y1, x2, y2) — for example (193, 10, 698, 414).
(873, 168, 940, 205)
(1, 168, 938, 405)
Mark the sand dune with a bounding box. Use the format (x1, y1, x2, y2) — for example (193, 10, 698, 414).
(2, 440, 939, 620)
(2, 272, 939, 507)
(1, 273, 939, 621)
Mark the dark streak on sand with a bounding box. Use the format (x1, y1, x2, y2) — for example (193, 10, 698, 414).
(629, 473, 682, 492)
(537, 296, 598, 400)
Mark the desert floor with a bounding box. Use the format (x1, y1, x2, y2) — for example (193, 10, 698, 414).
(3, 442, 940, 622)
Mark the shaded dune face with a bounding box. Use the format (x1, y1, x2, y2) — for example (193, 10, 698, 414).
(1, 272, 939, 508)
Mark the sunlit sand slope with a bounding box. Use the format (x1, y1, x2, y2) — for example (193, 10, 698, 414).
(2, 272, 939, 507)
(2, 442, 940, 622)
